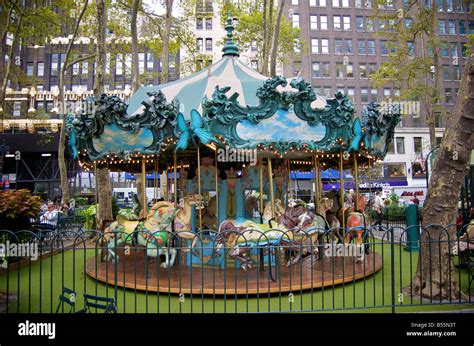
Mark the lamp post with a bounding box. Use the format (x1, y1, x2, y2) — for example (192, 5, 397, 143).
(425, 145, 440, 189)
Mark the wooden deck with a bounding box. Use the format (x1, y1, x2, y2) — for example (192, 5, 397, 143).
(86, 249, 382, 295)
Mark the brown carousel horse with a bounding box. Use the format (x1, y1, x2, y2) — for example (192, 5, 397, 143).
(217, 201, 326, 270)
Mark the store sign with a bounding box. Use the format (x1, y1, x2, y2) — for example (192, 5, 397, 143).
(322, 180, 408, 190)
(400, 190, 424, 197)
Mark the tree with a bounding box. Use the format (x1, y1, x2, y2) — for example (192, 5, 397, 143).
(405, 54, 474, 301)
(370, 0, 448, 150)
(269, 0, 285, 76)
(58, 0, 91, 204)
(161, 0, 174, 84)
(94, 0, 113, 227)
(0, 0, 60, 110)
(219, 0, 301, 76)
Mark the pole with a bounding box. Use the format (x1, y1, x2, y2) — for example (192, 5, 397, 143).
(173, 154, 177, 207)
(197, 145, 202, 231)
(94, 161, 98, 230)
(214, 149, 219, 224)
(141, 158, 147, 215)
(354, 153, 359, 211)
(154, 155, 158, 202)
(259, 158, 264, 223)
(267, 157, 275, 219)
(314, 155, 320, 213)
(339, 151, 345, 230)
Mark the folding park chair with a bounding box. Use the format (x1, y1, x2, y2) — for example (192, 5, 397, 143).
(81, 293, 118, 313)
(55, 287, 77, 313)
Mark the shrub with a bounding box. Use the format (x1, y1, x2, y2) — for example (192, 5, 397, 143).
(0, 189, 42, 219)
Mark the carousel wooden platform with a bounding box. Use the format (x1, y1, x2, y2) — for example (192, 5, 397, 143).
(85, 248, 383, 295)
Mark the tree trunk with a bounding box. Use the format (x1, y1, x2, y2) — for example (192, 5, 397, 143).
(0, 10, 23, 110)
(269, 0, 284, 77)
(58, 0, 89, 204)
(160, 0, 173, 84)
(261, 0, 268, 75)
(405, 55, 474, 301)
(131, 0, 141, 92)
(94, 0, 113, 228)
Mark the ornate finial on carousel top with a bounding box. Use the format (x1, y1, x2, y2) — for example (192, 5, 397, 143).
(222, 12, 240, 58)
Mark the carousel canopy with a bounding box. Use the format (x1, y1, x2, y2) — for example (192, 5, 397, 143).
(66, 15, 401, 171)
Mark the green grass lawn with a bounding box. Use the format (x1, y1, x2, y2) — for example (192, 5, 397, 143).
(1, 242, 473, 313)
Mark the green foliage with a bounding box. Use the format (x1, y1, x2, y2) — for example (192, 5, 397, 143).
(77, 204, 97, 230)
(389, 193, 400, 203)
(74, 197, 89, 207)
(112, 195, 120, 219)
(0, 190, 42, 219)
(218, 0, 303, 72)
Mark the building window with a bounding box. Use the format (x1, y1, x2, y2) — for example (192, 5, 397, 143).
(384, 88, 391, 99)
(347, 87, 355, 101)
(407, 41, 415, 55)
(361, 88, 368, 102)
(438, 20, 446, 34)
(413, 137, 422, 154)
(370, 88, 378, 101)
(356, 16, 364, 31)
(332, 0, 340, 7)
(51, 54, 59, 76)
(336, 62, 344, 78)
(359, 63, 367, 78)
(250, 60, 258, 71)
(251, 41, 257, 51)
(196, 18, 203, 30)
(435, 112, 442, 127)
(459, 20, 466, 34)
(81, 62, 88, 77)
(367, 40, 375, 55)
(322, 62, 331, 77)
(291, 0, 299, 4)
(470, 20, 474, 34)
(146, 52, 154, 71)
(450, 42, 458, 57)
(443, 65, 451, 80)
(368, 63, 377, 77)
(125, 54, 132, 76)
(355, 0, 362, 7)
(334, 16, 341, 30)
(26, 62, 34, 76)
(320, 15, 328, 30)
(448, 20, 456, 34)
(440, 41, 449, 57)
(320, 0, 327, 6)
(36, 85, 43, 91)
(116, 54, 123, 75)
(335, 39, 343, 54)
(446, 0, 454, 11)
(396, 137, 405, 154)
(321, 39, 329, 53)
(311, 39, 319, 53)
(205, 38, 212, 51)
(437, 0, 443, 11)
(357, 40, 366, 54)
(310, 0, 317, 5)
(292, 14, 300, 28)
(138, 53, 145, 74)
(453, 65, 461, 80)
(13, 101, 21, 117)
(387, 163, 406, 178)
(293, 61, 301, 76)
(342, 0, 350, 6)
(37, 62, 44, 77)
(405, 18, 413, 28)
(345, 39, 353, 53)
(310, 15, 318, 29)
(312, 62, 321, 77)
(445, 88, 453, 103)
(366, 18, 374, 31)
(411, 162, 426, 178)
(205, 18, 212, 30)
(346, 63, 354, 78)
(380, 40, 389, 55)
(343, 16, 351, 30)
(196, 38, 203, 52)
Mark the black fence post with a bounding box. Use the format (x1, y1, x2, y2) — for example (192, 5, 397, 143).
(391, 226, 396, 314)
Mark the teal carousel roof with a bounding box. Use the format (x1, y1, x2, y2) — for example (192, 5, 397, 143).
(66, 16, 401, 171)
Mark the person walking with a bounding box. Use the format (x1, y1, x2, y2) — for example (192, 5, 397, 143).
(372, 191, 383, 230)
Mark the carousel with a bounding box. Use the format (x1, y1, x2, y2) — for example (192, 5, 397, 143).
(66, 17, 401, 295)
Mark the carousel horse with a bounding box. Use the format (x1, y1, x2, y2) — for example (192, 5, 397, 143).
(262, 199, 285, 224)
(217, 201, 326, 270)
(102, 201, 184, 267)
